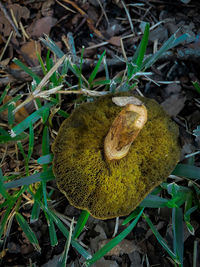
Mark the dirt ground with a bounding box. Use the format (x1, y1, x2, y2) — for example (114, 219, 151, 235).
(0, 0, 200, 266)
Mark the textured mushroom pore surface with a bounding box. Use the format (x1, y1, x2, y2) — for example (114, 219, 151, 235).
(52, 94, 180, 219)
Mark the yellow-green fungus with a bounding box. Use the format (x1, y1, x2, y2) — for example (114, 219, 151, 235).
(52, 93, 180, 219)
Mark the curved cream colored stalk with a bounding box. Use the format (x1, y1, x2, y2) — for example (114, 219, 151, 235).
(104, 97, 147, 161)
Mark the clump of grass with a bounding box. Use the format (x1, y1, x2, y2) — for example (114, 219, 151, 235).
(0, 23, 199, 266)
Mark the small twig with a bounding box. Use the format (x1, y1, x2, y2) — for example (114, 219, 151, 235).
(0, 31, 13, 61)
(121, 0, 134, 33)
(96, 0, 109, 26)
(19, 21, 30, 40)
(55, 0, 76, 13)
(57, 89, 108, 96)
(10, 8, 18, 28)
(0, 1, 21, 37)
(85, 41, 109, 50)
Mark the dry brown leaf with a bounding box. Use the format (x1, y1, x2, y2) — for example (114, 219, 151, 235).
(41, 0, 55, 16)
(108, 36, 121, 47)
(99, 239, 141, 256)
(161, 94, 186, 117)
(20, 40, 41, 66)
(27, 16, 57, 38)
(9, 62, 22, 70)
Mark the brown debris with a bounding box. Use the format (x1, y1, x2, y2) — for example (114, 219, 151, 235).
(98, 239, 141, 256)
(27, 16, 57, 38)
(0, 3, 30, 37)
(20, 40, 41, 66)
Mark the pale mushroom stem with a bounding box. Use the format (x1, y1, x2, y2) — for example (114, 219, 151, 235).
(104, 104, 148, 161)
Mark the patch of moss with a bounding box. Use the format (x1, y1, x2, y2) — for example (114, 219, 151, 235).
(52, 93, 180, 219)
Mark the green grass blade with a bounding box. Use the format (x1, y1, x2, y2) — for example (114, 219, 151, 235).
(172, 164, 200, 180)
(192, 81, 200, 94)
(0, 84, 10, 105)
(0, 204, 13, 239)
(85, 208, 144, 266)
(193, 240, 198, 267)
(42, 107, 50, 124)
(140, 194, 168, 208)
(73, 210, 90, 239)
(0, 132, 28, 144)
(38, 201, 91, 260)
(10, 103, 53, 137)
(79, 46, 85, 88)
(49, 58, 58, 85)
(15, 212, 41, 252)
(42, 180, 48, 207)
(142, 32, 186, 70)
(143, 214, 180, 264)
(92, 79, 111, 86)
(46, 49, 51, 70)
(17, 141, 27, 162)
(88, 50, 106, 86)
(122, 207, 143, 225)
(40, 38, 70, 79)
(13, 58, 41, 84)
(0, 127, 9, 136)
(44, 212, 58, 247)
(42, 126, 50, 156)
(0, 169, 11, 200)
(30, 200, 41, 223)
(172, 208, 184, 266)
(36, 51, 47, 75)
(40, 35, 65, 58)
(185, 208, 197, 235)
(57, 109, 69, 118)
(4, 168, 55, 189)
(57, 218, 74, 267)
(37, 154, 53, 165)
(30, 185, 42, 223)
(49, 217, 58, 246)
(135, 23, 150, 69)
(0, 95, 21, 114)
(193, 126, 200, 137)
(41, 125, 50, 206)
(27, 123, 34, 162)
(169, 33, 189, 49)
(7, 101, 15, 125)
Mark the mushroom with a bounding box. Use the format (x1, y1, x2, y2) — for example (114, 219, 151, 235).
(52, 94, 180, 219)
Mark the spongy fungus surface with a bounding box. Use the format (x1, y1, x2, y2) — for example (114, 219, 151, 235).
(52, 94, 180, 219)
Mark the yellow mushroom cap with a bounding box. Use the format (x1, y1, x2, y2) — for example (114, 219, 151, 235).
(52, 94, 180, 219)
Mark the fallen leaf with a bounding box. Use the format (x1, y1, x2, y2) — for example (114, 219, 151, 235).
(90, 224, 107, 252)
(161, 94, 186, 116)
(20, 40, 41, 66)
(129, 251, 142, 267)
(148, 26, 168, 43)
(27, 16, 57, 38)
(164, 83, 182, 96)
(41, 0, 55, 16)
(98, 239, 141, 256)
(108, 36, 121, 47)
(92, 258, 118, 267)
